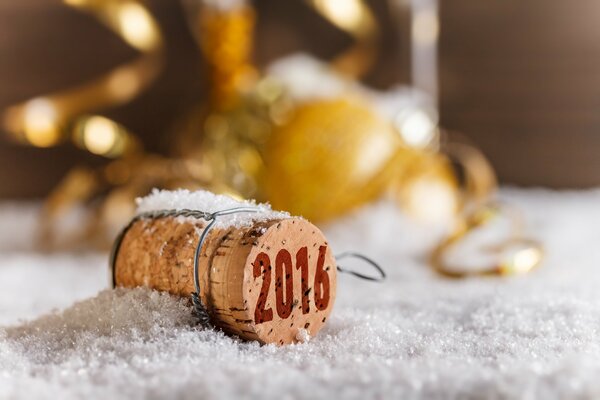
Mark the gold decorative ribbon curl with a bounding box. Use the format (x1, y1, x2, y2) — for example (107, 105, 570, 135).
(306, 0, 379, 79)
(442, 138, 498, 211)
(430, 136, 544, 277)
(431, 203, 544, 278)
(2, 0, 164, 157)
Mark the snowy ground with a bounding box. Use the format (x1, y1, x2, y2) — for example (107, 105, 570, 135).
(1, 189, 600, 399)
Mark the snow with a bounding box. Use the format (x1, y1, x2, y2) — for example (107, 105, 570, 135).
(266, 53, 433, 125)
(136, 189, 290, 228)
(2, 188, 600, 399)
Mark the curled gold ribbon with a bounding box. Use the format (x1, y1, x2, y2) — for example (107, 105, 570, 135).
(431, 203, 543, 278)
(442, 140, 498, 210)
(431, 138, 543, 277)
(306, 0, 379, 79)
(2, 0, 164, 156)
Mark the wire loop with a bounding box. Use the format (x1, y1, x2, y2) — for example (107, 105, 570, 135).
(336, 252, 386, 282)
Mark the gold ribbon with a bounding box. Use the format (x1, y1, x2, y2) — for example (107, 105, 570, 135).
(431, 203, 543, 277)
(306, 0, 379, 79)
(431, 138, 543, 277)
(2, 0, 164, 156)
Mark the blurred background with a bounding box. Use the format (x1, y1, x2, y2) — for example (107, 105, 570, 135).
(2, 0, 600, 199)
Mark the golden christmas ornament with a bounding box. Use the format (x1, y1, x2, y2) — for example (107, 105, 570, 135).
(392, 150, 459, 223)
(20, 0, 542, 278)
(264, 98, 402, 221)
(176, 0, 382, 204)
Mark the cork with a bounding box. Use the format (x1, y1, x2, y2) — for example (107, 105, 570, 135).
(114, 215, 337, 345)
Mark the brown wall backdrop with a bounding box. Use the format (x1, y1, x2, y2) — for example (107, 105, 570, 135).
(439, 0, 600, 188)
(0, 0, 599, 197)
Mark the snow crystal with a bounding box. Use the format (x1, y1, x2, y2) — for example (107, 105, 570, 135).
(266, 53, 354, 102)
(1, 188, 600, 399)
(136, 189, 290, 228)
(266, 53, 432, 125)
(295, 328, 311, 343)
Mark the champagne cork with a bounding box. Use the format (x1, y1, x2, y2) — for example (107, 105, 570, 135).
(112, 191, 337, 345)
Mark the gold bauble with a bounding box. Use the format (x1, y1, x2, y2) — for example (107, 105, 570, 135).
(392, 151, 459, 222)
(263, 98, 401, 221)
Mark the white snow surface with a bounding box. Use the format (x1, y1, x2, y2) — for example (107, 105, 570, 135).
(1, 188, 600, 399)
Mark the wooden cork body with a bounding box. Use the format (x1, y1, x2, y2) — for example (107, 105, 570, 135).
(114, 215, 337, 345)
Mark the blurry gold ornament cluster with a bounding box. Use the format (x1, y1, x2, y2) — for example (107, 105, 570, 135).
(3, 0, 542, 277)
(3, 0, 162, 155)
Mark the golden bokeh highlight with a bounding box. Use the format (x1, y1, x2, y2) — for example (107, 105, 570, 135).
(500, 242, 544, 275)
(311, 0, 372, 34)
(117, 2, 160, 51)
(394, 107, 438, 149)
(22, 98, 62, 147)
(73, 116, 133, 158)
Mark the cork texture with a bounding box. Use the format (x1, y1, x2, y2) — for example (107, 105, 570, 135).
(114, 216, 336, 344)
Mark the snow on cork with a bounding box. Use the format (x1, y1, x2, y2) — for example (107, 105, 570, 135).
(136, 189, 291, 228)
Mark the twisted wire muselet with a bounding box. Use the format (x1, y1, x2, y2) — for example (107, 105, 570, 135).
(110, 207, 386, 326)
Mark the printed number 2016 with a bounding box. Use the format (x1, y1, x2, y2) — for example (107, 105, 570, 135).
(252, 245, 330, 324)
